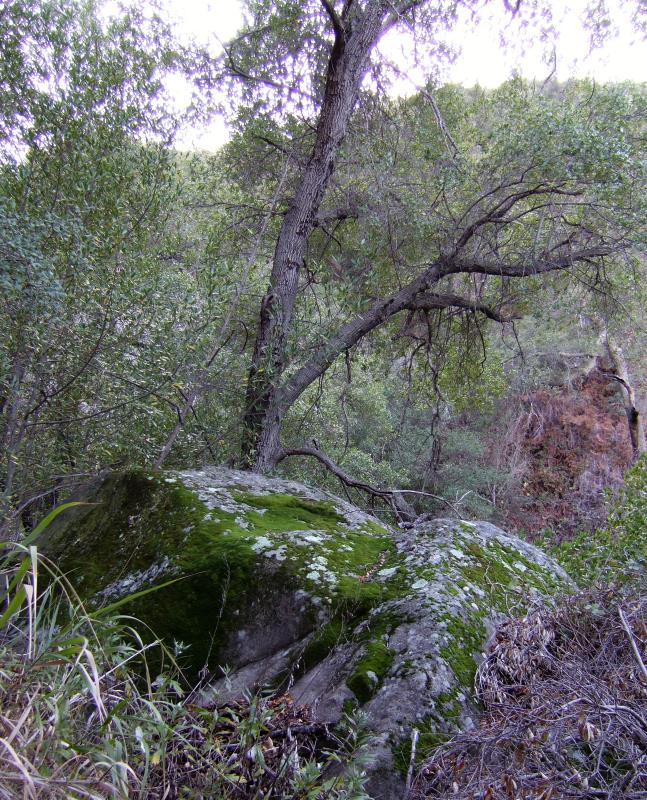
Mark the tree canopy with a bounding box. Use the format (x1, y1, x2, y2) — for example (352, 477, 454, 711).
(1, 0, 646, 530)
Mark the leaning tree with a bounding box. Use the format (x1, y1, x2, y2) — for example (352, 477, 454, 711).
(135, 0, 647, 509)
(209, 0, 647, 481)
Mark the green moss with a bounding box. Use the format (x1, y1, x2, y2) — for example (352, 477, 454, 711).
(41, 473, 309, 676)
(460, 541, 518, 592)
(42, 469, 565, 705)
(342, 698, 358, 716)
(344, 609, 408, 704)
(41, 470, 408, 679)
(434, 688, 461, 716)
(361, 519, 393, 536)
(299, 619, 347, 672)
(439, 616, 485, 688)
(231, 491, 345, 532)
(347, 639, 395, 704)
(228, 489, 402, 607)
(454, 538, 564, 613)
(392, 716, 451, 776)
(391, 687, 466, 774)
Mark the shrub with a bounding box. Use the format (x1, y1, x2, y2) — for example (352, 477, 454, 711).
(554, 454, 647, 585)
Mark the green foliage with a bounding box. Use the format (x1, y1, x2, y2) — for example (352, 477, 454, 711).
(554, 456, 647, 586)
(2, 0, 647, 540)
(0, 0, 239, 522)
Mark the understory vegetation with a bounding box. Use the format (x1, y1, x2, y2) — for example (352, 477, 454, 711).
(414, 588, 647, 800)
(408, 458, 647, 799)
(0, 527, 373, 799)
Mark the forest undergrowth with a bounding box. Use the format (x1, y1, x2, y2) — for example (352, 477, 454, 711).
(4, 453, 647, 798)
(413, 588, 647, 800)
(0, 516, 372, 800)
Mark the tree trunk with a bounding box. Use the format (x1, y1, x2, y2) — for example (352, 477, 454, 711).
(246, 256, 450, 471)
(605, 337, 647, 461)
(241, 2, 418, 471)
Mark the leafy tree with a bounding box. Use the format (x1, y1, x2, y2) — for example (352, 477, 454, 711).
(211, 0, 647, 493)
(0, 0, 211, 525)
(3, 0, 647, 529)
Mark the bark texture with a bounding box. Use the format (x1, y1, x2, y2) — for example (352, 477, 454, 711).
(241, 1, 424, 471)
(605, 337, 647, 461)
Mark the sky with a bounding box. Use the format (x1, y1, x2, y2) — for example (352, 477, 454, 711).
(166, 0, 647, 151)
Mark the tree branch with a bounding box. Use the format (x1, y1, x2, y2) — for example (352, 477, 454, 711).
(319, 0, 346, 39)
(278, 260, 448, 410)
(279, 444, 390, 498)
(455, 244, 620, 277)
(254, 134, 292, 156)
(380, 0, 427, 35)
(407, 292, 522, 323)
(277, 242, 616, 413)
(313, 204, 358, 227)
(341, 0, 355, 22)
(278, 443, 411, 520)
(222, 46, 283, 90)
(452, 184, 582, 255)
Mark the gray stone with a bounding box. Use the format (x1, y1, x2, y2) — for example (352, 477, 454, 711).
(42, 468, 573, 799)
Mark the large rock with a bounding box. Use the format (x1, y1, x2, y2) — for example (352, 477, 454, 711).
(42, 467, 572, 798)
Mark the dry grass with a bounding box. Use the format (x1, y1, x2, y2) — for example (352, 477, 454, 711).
(0, 526, 372, 799)
(413, 588, 647, 800)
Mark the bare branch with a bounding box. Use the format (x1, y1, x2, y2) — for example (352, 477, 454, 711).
(407, 292, 522, 323)
(418, 86, 459, 156)
(452, 184, 583, 255)
(279, 444, 394, 502)
(455, 244, 621, 278)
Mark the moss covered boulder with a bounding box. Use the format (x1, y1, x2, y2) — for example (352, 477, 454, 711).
(42, 467, 572, 800)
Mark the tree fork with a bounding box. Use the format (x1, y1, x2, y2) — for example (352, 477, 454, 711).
(240, 1, 425, 471)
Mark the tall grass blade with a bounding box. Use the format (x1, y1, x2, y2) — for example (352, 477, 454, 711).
(23, 502, 93, 547)
(94, 575, 190, 616)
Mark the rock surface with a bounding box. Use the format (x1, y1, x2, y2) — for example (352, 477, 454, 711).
(42, 467, 572, 799)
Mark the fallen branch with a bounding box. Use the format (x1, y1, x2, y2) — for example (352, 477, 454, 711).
(278, 444, 412, 521)
(278, 443, 469, 524)
(619, 605, 647, 687)
(405, 728, 420, 799)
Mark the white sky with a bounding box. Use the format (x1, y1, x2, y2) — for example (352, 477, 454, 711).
(167, 0, 647, 151)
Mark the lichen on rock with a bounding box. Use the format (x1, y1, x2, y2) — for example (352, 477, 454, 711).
(42, 467, 573, 800)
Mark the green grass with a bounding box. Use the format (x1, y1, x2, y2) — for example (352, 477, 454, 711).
(0, 509, 375, 799)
